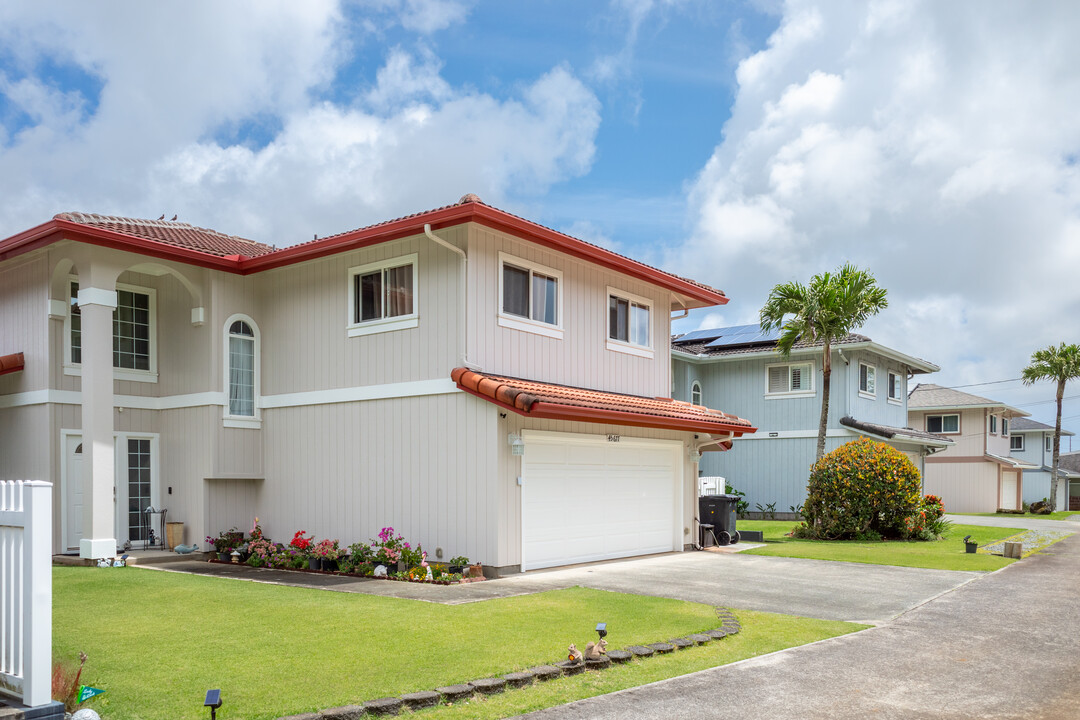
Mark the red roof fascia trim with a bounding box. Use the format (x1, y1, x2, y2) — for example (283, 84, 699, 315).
(0, 220, 245, 272)
(0, 352, 25, 376)
(527, 400, 753, 435)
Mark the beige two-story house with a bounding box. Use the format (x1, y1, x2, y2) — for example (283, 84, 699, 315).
(0, 195, 754, 574)
(908, 384, 1034, 513)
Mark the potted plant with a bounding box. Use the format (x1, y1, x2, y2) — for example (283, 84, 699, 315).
(313, 538, 343, 571)
(373, 527, 408, 571)
(208, 528, 244, 561)
(448, 555, 469, 575)
(468, 561, 483, 579)
(287, 530, 316, 569)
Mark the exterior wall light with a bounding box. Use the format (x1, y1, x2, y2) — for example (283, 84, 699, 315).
(508, 433, 525, 456)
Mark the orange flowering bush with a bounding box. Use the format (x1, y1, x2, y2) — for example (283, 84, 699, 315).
(799, 437, 924, 540)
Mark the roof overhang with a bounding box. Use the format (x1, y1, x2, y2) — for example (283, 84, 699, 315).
(673, 341, 939, 373)
(838, 416, 953, 449)
(1, 203, 728, 310)
(0, 352, 25, 376)
(451, 368, 756, 437)
(984, 453, 1040, 470)
(910, 403, 1030, 418)
(1012, 427, 1076, 437)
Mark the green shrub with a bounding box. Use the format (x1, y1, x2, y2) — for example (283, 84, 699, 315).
(799, 438, 923, 540)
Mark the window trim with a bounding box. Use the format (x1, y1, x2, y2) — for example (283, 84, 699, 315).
(222, 313, 261, 429)
(765, 360, 816, 399)
(1046, 435, 1053, 452)
(926, 413, 961, 435)
(858, 362, 876, 399)
(497, 252, 564, 339)
(605, 286, 654, 359)
(691, 380, 702, 406)
(1010, 434, 1024, 452)
(1001, 417, 1009, 437)
(989, 413, 998, 435)
(64, 276, 158, 383)
(347, 253, 419, 338)
(887, 371, 902, 404)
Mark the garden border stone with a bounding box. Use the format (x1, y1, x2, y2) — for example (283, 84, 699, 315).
(607, 649, 633, 664)
(669, 637, 693, 649)
(688, 633, 712, 645)
(469, 677, 507, 695)
(557, 660, 586, 676)
(648, 642, 675, 654)
(627, 645, 655, 658)
(585, 656, 613, 670)
(399, 691, 440, 710)
(278, 714, 321, 720)
(529, 665, 562, 681)
(319, 705, 364, 720)
(361, 698, 402, 716)
(504, 671, 535, 688)
(435, 684, 475, 703)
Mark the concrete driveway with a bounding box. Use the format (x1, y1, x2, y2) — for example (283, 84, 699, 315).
(946, 513, 1080, 532)
(155, 547, 979, 624)
(517, 533, 1080, 720)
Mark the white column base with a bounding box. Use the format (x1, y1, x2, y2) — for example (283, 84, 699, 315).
(80, 537, 117, 560)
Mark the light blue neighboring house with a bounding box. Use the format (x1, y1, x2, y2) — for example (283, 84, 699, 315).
(671, 324, 951, 515)
(1008, 417, 1078, 509)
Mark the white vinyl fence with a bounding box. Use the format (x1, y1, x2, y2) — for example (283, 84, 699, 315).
(0, 480, 52, 707)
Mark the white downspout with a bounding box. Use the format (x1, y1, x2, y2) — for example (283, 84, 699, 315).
(424, 224, 477, 369)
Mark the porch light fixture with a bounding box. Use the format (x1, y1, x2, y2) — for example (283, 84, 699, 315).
(508, 433, 525, 456)
(204, 689, 222, 720)
(688, 449, 702, 462)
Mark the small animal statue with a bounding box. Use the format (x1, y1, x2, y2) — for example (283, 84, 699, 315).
(96, 558, 111, 568)
(173, 543, 199, 554)
(584, 639, 608, 660)
(373, 564, 388, 577)
(567, 644, 583, 663)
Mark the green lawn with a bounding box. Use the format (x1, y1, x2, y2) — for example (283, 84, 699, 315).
(736, 521, 1023, 571)
(54, 567, 862, 720)
(952, 511, 1079, 521)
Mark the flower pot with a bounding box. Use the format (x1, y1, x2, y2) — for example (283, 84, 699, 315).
(965, 542, 978, 554)
(448, 565, 463, 574)
(320, 558, 339, 572)
(308, 558, 321, 570)
(217, 552, 230, 561)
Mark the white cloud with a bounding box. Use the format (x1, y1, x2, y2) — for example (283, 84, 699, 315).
(397, 0, 473, 34)
(0, 4, 600, 245)
(672, 0, 1080, 402)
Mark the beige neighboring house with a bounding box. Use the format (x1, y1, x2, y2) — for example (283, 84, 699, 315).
(908, 384, 1036, 513)
(0, 195, 756, 574)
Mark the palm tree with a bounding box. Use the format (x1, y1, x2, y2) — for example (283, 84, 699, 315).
(760, 264, 888, 460)
(1021, 343, 1080, 512)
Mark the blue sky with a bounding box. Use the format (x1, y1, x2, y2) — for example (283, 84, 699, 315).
(0, 1, 1077, 438)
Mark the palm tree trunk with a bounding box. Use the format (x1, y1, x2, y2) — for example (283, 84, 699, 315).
(1052, 378, 1064, 512)
(817, 341, 831, 461)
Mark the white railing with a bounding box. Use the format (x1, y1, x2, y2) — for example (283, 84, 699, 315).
(0, 480, 52, 707)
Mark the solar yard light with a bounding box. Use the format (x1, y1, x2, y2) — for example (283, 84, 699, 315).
(596, 622, 607, 640)
(204, 689, 222, 720)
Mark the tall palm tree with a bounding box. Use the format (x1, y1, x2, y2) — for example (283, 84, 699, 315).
(1021, 343, 1080, 512)
(760, 264, 888, 460)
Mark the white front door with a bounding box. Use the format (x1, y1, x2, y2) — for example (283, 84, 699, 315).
(64, 435, 85, 552)
(521, 431, 683, 571)
(63, 433, 157, 550)
(1001, 471, 1018, 511)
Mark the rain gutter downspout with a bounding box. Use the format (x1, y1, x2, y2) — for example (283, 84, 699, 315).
(424, 224, 478, 369)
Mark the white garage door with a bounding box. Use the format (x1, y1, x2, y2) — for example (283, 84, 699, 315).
(521, 431, 683, 571)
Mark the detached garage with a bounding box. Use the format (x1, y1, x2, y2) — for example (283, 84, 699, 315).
(452, 368, 755, 574)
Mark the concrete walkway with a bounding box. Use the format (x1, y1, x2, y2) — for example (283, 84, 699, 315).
(947, 513, 1080, 533)
(517, 533, 1080, 720)
(148, 548, 978, 624)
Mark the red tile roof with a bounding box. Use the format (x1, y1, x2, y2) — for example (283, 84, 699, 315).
(0, 352, 24, 376)
(452, 367, 755, 438)
(53, 213, 276, 258)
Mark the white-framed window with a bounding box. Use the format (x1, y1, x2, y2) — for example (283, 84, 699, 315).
(223, 314, 260, 428)
(691, 380, 702, 406)
(497, 252, 563, 339)
(1002, 417, 1009, 437)
(766, 361, 814, 398)
(1046, 435, 1053, 452)
(926, 413, 960, 434)
(989, 414, 998, 434)
(66, 278, 158, 382)
(859, 362, 876, 398)
(347, 254, 418, 337)
(606, 286, 653, 358)
(1010, 435, 1024, 451)
(888, 371, 902, 402)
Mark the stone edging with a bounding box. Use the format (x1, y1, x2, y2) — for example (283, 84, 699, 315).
(276, 608, 743, 719)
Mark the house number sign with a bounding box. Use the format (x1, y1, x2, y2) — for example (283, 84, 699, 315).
(607, 434, 620, 442)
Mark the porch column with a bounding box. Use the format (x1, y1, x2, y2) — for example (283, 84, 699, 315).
(78, 286, 117, 559)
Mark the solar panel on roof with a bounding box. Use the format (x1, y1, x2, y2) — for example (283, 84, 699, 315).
(674, 328, 725, 343)
(705, 326, 781, 348)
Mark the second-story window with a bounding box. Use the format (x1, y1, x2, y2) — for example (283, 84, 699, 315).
(497, 252, 563, 339)
(691, 381, 702, 405)
(1046, 435, 1053, 452)
(888, 372, 902, 402)
(347, 254, 418, 337)
(767, 362, 813, 396)
(859, 363, 876, 397)
(926, 414, 960, 434)
(1011, 435, 1024, 451)
(228, 320, 256, 417)
(606, 286, 653, 357)
(68, 280, 157, 379)
(1002, 417, 1009, 436)
(989, 414, 998, 434)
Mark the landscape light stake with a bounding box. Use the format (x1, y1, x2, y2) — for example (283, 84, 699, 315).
(204, 689, 222, 720)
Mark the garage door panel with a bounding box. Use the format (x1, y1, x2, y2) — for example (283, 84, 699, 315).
(522, 434, 680, 571)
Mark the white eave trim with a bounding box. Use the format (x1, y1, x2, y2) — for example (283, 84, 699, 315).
(910, 403, 1030, 417)
(671, 340, 940, 373)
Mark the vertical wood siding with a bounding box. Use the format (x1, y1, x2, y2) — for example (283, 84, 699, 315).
(923, 462, 999, 513)
(0, 255, 48, 394)
(468, 224, 670, 398)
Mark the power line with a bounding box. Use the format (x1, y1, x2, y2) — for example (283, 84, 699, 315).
(1013, 394, 1080, 408)
(945, 378, 1023, 389)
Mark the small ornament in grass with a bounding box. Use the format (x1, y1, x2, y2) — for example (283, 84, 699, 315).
(584, 639, 607, 659)
(567, 644, 583, 663)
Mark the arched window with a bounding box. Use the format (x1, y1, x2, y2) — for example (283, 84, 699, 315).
(691, 381, 703, 406)
(224, 315, 260, 425)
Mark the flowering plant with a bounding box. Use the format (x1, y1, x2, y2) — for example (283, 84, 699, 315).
(246, 537, 278, 568)
(289, 531, 314, 555)
(373, 526, 407, 566)
(249, 518, 265, 543)
(312, 538, 342, 560)
(207, 528, 244, 553)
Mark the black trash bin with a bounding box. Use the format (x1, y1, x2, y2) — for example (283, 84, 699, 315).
(699, 494, 740, 545)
